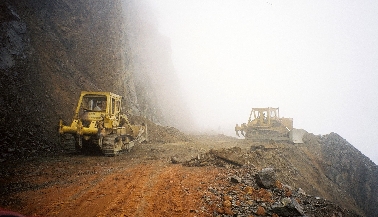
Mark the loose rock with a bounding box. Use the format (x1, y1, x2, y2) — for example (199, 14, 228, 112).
(256, 168, 276, 189)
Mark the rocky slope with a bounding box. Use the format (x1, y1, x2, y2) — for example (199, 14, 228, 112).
(182, 133, 378, 216)
(316, 133, 378, 217)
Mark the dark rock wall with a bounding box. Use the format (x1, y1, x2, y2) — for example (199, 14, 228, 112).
(122, 1, 192, 126)
(298, 133, 378, 216)
(0, 0, 190, 157)
(0, 1, 45, 155)
(319, 133, 378, 217)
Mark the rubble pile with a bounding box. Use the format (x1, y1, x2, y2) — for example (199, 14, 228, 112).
(204, 166, 361, 217)
(183, 147, 248, 168)
(129, 115, 192, 143)
(182, 147, 362, 217)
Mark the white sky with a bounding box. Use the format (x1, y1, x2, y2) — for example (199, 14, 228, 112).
(146, 0, 378, 164)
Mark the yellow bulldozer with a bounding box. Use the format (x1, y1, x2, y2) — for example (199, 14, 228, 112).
(59, 91, 147, 156)
(235, 107, 305, 143)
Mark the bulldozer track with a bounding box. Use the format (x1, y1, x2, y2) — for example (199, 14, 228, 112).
(102, 134, 118, 157)
(59, 134, 76, 153)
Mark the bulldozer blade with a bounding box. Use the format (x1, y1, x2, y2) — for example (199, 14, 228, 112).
(289, 129, 307, 144)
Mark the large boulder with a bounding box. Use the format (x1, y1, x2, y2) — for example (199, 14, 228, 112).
(256, 168, 276, 189)
(271, 197, 305, 216)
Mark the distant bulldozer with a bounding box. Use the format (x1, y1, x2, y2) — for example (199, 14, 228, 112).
(59, 91, 147, 156)
(235, 107, 305, 143)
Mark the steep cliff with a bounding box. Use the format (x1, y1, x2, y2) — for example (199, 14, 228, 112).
(0, 0, 190, 157)
(318, 133, 378, 217)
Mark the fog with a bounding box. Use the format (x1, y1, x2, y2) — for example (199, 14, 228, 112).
(146, 0, 378, 164)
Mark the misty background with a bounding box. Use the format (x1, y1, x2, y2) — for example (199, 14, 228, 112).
(145, 0, 378, 164)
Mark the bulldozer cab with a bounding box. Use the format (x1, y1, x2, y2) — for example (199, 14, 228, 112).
(249, 107, 280, 126)
(82, 96, 107, 111)
(76, 92, 122, 122)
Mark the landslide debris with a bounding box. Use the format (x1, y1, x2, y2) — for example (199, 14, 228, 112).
(183, 147, 247, 167)
(129, 115, 192, 143)
(182, 147, 362, 217)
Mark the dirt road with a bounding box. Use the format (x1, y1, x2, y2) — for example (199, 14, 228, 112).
(0, 139, 232, 217)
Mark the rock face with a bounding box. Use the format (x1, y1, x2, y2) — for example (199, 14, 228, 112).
(0, 5, 27, 70)
(319, 133, 378, 217)
(0, 0, 191, 158)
